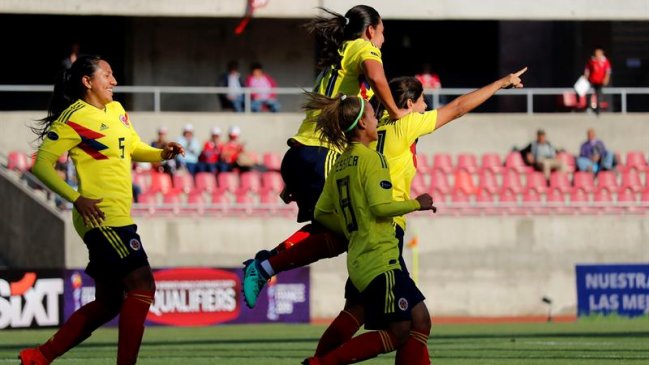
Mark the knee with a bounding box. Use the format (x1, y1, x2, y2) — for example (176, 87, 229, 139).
(411, 302, 432, 335)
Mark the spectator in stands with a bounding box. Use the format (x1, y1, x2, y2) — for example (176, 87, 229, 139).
(219, 125, 245, 172)
(522, 129, 566, 181)
(576, 128, 615, 174)
(217, 60, 245, 112)
(246, 62, 281, 112)
(584, 47, 612, 115)
(24, 54, 184, 365)
(415, 62, 443, 107)
(199, 126, 224, 173)
(176, 123, 201, 175)
(61, 42, 80, 70)
(151, 126, 176, 176)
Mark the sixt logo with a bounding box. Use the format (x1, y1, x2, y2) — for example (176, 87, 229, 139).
(0, 272, 64, 329)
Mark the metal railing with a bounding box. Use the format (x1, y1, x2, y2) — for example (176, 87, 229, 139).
(1, 85, 649, 114)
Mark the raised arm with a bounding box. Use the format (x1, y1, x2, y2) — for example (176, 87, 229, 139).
(362, 60, 410, 120)
(435, 67, 527, 130)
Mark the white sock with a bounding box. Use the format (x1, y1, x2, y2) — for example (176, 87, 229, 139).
(260, 260, 275, 278)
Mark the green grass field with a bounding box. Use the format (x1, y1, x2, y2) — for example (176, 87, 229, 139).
(1, 318, 648, 364)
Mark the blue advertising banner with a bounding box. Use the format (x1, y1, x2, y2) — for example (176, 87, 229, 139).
(64, 266, 309, 326)
(576, 264, 649, 317)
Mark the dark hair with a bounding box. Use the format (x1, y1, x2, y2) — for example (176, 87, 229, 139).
(227, 60, 239, 71)
(304, 5, 381, 68)
(303, 92, 366, 151)
(32, 55, 103, 142)
(374, 76, 424, 117)
(250, 62, 263, 71)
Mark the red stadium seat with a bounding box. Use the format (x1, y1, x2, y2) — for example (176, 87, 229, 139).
(132, 171, 151, 194)
(480, 152, 504, 174)
(549, 171, 571, 194)
(556, 152, 576, 173)
(573, 171, 595, 193)
(429, 169, 451, 195)
(432, 153, 453, 174)
(217, 172, 239, 193)
(498, 188, 522, 215)
(504, 151, 532, 174)
(173, 172, 195, 194)
(624, 151, 648, 172)
(136, 192, 157, 204)
(211, 190, 229, 204)
(410, 173, 428, 196)
(561, 92, 587, 110)
(149, 172, 174, 194)
(260, 190, 281, 204)
(162, 191, 182, 204)
(194, 172, 217, 193)
(187, 192, 205, 205)
(453, 168, 476, 194)
(262, 152, 282, 171)
(456, 153, 478, 174)
(235, 191, 254, 204)
(595, 171, 619, 193)
(477, 169, 499, 195)
(237, 171, 262, 194)
(261, 171, 284, 193)
(546, 187, 569, 214)
(570, 187, 593, 213)
(620, 169, 643, 193)
(501, 169, 523, 194)
(7, 151, 31, 172)
(522, 188, 547, 214)
(617, 187, 643, 213)
(476, 188, 498, 215)
(415, 153, 432, 174)
(525, 171, 547, 193)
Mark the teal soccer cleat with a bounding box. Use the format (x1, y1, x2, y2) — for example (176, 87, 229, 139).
(242, 259, 269, 309)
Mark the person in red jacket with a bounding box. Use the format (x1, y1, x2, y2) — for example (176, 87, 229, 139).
(584, 47, 612, 115)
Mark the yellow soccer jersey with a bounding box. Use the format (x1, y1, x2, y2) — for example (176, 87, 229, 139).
(315, 143, 401, 292)
(291, 39, 382, 149)
(370, 110, 438, 230)
(34, 100, 162, 237)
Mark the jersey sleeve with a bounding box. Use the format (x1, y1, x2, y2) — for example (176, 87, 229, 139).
(32, 122, 82, 202)
(315, 177, 343, 234)
(363, 152, 394, 207)
(357, 41, 383, 64)
(402, 110, 438, 144)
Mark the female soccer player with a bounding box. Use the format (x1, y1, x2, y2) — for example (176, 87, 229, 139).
(315, 71, 527, 364)
(302, 93, 435, 365)
(19, 55, 184, 365)
(243, 4, 409, 308)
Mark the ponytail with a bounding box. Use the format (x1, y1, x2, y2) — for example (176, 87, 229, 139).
(304, 5, 381, 69)
(303, 92, 365, 152)
(32, 55, 103, 143)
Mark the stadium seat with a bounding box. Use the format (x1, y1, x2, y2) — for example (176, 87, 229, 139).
(476, 188, 498, 215)
(525, 171, 548, 193)
(620, 169, 643, 193)
(456, 153, 478, 174)
(194, 172, 217, 193)
(173, 172, 195, 194)
(549, 171, 571, 193)
(149, 172, 175, 194)
(546, 187, 569, 214)
(237, 171, 262, 194)
(262, 152, 282, 171)
(217, 172, 239, 193)
(429, 169, 451, 195)
(624, 151, 648, 172)
(617, 187, 642, 213)
(432, 153, 453, 174)
(556, 152, 576, 173)
(235, 191, 254, 204)
(132, 172, 151, 194)
(480, 152, 504, 174)
(573, 171, 595, 193)
(162, 191, 182, 204)
(211, 190, 229, 204)
(187, 192, 205, 205)
(261, 171, 284, 193)
(410, 173, 428, 196)
(504, 151, 532, 174)
(453, 168, 476, 194)
(450, 189, 477, 216)
(594, 171, 619, 192)
(498, 188, 523, 215)
(7, 151, 31, 172)
(259, 190, 281, 204)
(593, 188, 618, 214)
(429, 187, 448, 204)
(569, 188, 593, 213)
(501, 168, 523, 194)
(560, 92, 587, 110)
(415, 153, 432, 174)
(136, 192, 157, 205)
(522, 188, 547, 215)
(477, 169, 499, 194)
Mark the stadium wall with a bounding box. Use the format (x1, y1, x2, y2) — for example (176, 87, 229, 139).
(56, 214, 648, 319)
(3, 112, 648, 158)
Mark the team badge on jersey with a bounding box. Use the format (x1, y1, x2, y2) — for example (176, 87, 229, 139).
(129, 238, 141, 251)
(120, 114, 130, 127)
(47, 131, 59, 140)
(398, 297, 409, 311)
(380, 180, 392, 189)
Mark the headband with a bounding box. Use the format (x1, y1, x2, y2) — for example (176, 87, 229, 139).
(344, 96, 365, 133)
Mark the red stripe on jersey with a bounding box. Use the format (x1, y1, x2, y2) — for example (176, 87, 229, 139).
(66, 121, 105, 140)
(410, 142, 417, 168)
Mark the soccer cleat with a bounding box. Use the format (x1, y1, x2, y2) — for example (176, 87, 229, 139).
(254, 249, 272, 261)
(242, 259, 269, 309)
(301, 357, 321, 365)
(18, 348, 50, 365)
